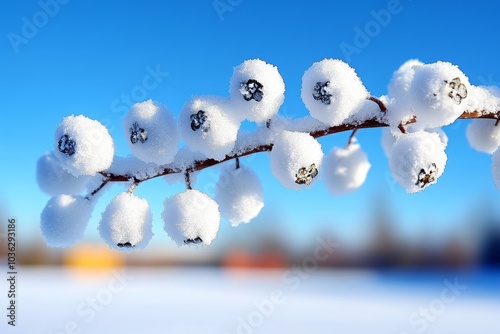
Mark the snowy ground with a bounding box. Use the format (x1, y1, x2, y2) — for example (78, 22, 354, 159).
(2, 267, 499, 334)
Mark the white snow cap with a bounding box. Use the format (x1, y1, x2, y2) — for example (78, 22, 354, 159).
(301, 58, 368, 126)
(229, 59, 285, 123)
(123, 99, 179, 165)
(382, 127, 448, 157)
(36, 152, 91, 196)
(389, 61, 470, 131)
(492, 149, 500, 189)
(54, 115, 114, 176)
(99, 192, 153, 251)
(388, 59, 424, 98)
(388, 131, 447, 193)
(162, 189, 220, 246)
(466, 119, 500, 154)
(323, 141, 371, 195)
(215, 164, 264, 226)
(179, 96, 240, 161)
(270, 131, 324, 190)
(40, 195, 93, 247)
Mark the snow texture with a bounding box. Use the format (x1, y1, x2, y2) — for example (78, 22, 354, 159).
(229, 59, 285, 123)
(382, 128, 448, 157)
(492, 148, 500, 189)
(388, 131, 447, 193)
(270, 131, 324, 191)
(99, 192, 153, 251)
(123, 99, 179, 165)
(387, 59, 423, 98)
(40, 195, 93, 247)
(36, 152, 91, 195)
(179, 96, 240, 161)
(162, 189, 220, 246)
(301, 59, 368, 126)
(388, 61, 470, 131)
(215, 164, 264, 226)
(323, 141, 371, 195)
(54, 115, 114, 176)
(465, 85, 500, 115)
(466, 119, 500, 154)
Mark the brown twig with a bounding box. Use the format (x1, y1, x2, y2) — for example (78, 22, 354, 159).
(346, 129, 358, 147)
(184, 170, 192, 190)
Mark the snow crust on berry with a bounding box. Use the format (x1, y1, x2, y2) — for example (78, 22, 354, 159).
(162, 189, 220, 246)
(215, 164, 264, 226)
(179, 96, 240, 161)
(40, 195, 93, 247)
(382, 127, 447, 157)
(229, 59, 285, 123)
(123, 99, 179, 165)
(301, 59, 368, 126)
(99, 192, 153, 251)
(492, 148, 500, 189)
(323, 141, 371, 195)
(466, 119, 500, 154)
(388, 131, 447, 193)
(388, 59, 423, 98)
(54, 115, 114, 176)
(270, 131, 324, 190)
(36, 152, 91, 195)
(388, 61, 469, 131)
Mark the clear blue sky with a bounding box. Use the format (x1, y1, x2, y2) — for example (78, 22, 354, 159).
(1, 0, 500, 249)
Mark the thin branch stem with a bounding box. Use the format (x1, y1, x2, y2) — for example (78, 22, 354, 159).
(184, 170, 192, 190)
(235, 157, 240, 170)
(346, 129, 358, 147)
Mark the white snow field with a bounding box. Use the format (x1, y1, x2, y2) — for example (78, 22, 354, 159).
(1, 267, 499, 334)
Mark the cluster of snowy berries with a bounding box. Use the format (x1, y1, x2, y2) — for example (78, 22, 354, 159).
(36, 58, 500, 250)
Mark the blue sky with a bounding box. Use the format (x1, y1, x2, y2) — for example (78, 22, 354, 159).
(1, 0, 500, 249)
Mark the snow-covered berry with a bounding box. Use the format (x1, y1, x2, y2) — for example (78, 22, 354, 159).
(215, 164, 264, 226)
(54, 115, 114, 177)
(162, 189, 220, 246)
(180, 96, 240, 161)
(270, 131, 324, 190)
(301, 59, 368, 126)
(123, 99, 179, 165)
(388, 131, 447, 193)
(323, 141, 371, 195)
(98, 192, 153, 251)
(36, 152, 91, 196)
(229, 59, 285, 123)
(388, 59, 423, 98)
(40, 195, 93, 247)
(466, 119, 500, 154)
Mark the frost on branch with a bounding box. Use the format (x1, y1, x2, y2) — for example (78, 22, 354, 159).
(323, 140, 371, 195)
(215, 163, 264, 227)
(54, 115, 114, 176)
(123, 99, 179, 165)
(162, 189, 220, 246)
(270, 131, 324, 190)
(229, 58, 285, 123)
(99, 192, 153, 251)
(388, 131, 447, 193)
(466, 119, 500, 154)
(40, 195, 93, 247)
(301, 58, 368, 126)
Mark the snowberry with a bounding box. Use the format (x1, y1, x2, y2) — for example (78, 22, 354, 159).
(388, 131, 447, 193)
(123, 99, 179, 165)
(40, 195, 93, 247)
(54, 115, 114, 177)
(99, 192, 153, 251)
(466, 119, 500, 154)
(215, 164, 264, 226)
(270, 131, 324, 190)
(387, 59, 423, 98)
(301, 59, 368, 126)
(179, 96, 240, 161)
(162, 189, 220, 246)
(323, 141, 371, 195)
(229, 59, 285, 123)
